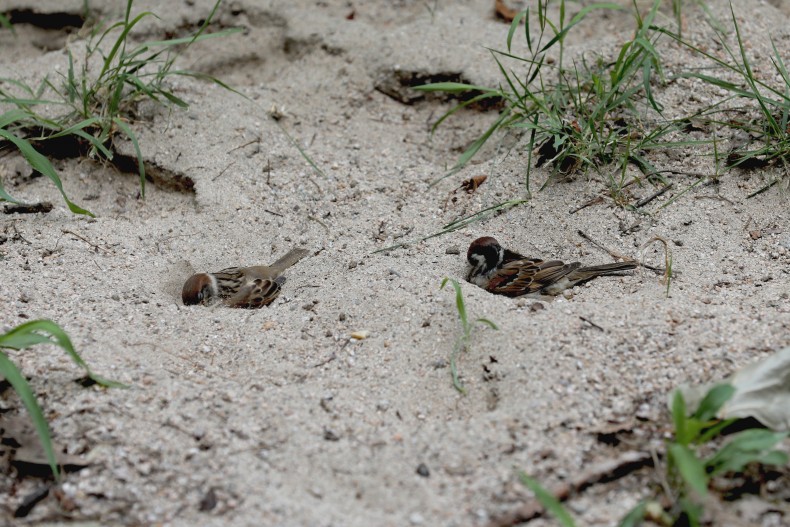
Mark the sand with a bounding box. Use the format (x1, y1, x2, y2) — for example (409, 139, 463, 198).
(1, 0, 788, 525)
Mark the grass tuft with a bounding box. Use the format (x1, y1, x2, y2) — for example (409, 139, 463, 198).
(0, 0, 242, 212)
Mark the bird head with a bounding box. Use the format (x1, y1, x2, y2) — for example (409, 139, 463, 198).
(466, 236, 504, 283)
(181, 273, 217, 305)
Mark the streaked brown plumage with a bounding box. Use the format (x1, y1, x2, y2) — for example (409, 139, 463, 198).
(466, 237, 636, 296)
(182, 248, 309, 308)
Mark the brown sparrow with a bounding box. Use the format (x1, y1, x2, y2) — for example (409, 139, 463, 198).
(182, 248, 309, 308)
(466, 236, 636, 296)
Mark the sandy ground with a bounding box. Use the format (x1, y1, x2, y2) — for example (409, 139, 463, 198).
(1, 0, 789, 525)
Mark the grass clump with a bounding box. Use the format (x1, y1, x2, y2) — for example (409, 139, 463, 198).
(440, 277, 497, 394)
(0, 0, 241, 213)
(659, 2, 790, 194)
(417, 0, 676, 200)
(0, 319, 124, 479)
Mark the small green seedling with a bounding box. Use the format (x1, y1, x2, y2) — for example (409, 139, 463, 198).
(440, 277, 497, 394)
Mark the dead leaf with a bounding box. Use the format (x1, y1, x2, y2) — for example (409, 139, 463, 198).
(495, 0, 519, 22)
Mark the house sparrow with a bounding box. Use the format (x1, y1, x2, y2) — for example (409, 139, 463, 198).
(182, 248, 310, 308)
(466, 236, 636, 296)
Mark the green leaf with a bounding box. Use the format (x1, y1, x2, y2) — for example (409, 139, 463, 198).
(0, 319, 125, 388)
(519, 474, 576, 527)
(693, 383, 735, 422)
(0, 352, 59, 478)
(0, 129, 93, 216)
(617, 501, 646, 527)
(669, 443, 708, 496)
(705, 429, 788, 476)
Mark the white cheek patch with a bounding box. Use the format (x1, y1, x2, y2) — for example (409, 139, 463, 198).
(207, 274, 219, 298)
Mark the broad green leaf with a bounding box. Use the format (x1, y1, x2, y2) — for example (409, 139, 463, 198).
(693, 384, 735, 422)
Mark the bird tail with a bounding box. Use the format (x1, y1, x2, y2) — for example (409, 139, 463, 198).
(575, 261, 637, 277)
(270, 248, 310, 272)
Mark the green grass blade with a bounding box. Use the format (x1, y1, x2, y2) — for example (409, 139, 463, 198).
(0, 352, 59, 479)
(0, 129, 93, 216)
(671, 390, 689, 445)
(506, 9, 528, 52)
(539, 3, 623, 53)
(0, 177, 22, 204)
(519, 474, 576, 527)
(441, 278, 469, 329)
(668, 443, 708, 496)
(413, 82, 497, 94)
(0, 319, 124, 388)
(475, 318, 498, 330)
(617, 501, 647, 527)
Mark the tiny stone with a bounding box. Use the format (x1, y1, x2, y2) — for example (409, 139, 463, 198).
(530, 302, 545, 312)
(409, 512, 424, 525)
(416, 463, 430, 477)
(111, 293, 121, 301)
(339, 313, 347, 321)
(749, 230, 762, 240)
(445, 246, 460, 255)
(323, 428, 340, 441)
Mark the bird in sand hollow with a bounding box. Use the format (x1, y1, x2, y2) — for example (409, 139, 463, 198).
(466, 237, 636, 297)
(182, 248, 310, 308)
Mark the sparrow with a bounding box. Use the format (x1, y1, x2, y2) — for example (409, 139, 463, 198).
(466, 236, 636, 297)
(182, 248, 310, 308)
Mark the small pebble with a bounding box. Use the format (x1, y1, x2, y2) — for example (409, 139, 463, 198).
(530, 302, 545, 312)
(416, 463, 430, 477)
(445, 246, 460, 255)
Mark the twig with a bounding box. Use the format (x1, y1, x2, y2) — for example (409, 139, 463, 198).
(308, 214, 330, 233)
(577, 230, 664, 274)
(227, 139, 259, 154)
(263, 209, 283, 217)
(569, 195, 604, 214)
(579, 316, 605, 332)
(211, 161, 236, 182)
(61, 229, 111, 254)
(486, 451, 653, 527)
(312, 352, 337, 368)
(635, 183, 673, 208)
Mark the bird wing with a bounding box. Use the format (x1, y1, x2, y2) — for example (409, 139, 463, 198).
(223, 278, 282, 308)
(486, 258, 581, 296)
